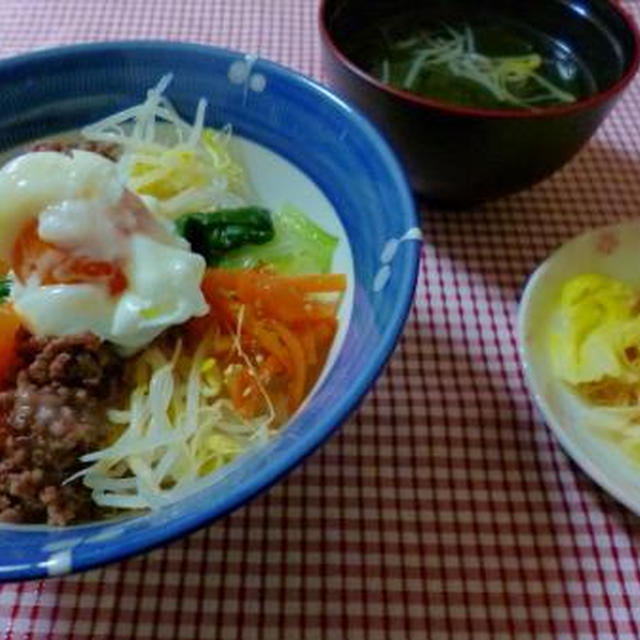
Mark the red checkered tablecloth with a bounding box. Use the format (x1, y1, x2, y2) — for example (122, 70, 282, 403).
(2, 0, 640, 638)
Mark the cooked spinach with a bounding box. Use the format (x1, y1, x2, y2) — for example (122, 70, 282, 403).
(175, 206, 275, 265)
(0, 276, 10, 302)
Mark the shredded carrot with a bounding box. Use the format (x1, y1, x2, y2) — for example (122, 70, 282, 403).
(260, 354, 284, 381)
(0, 304, 22, 388)
(299, 329, 317, 367)
(208, 269, 345, 294)
(199, 267, 344, 420)
(250, 323, 291, 374)
(269, 319, 307, 411)
(277, 273, 346, 293)
(229, 368, 259, 417)
(212, 334, 234, 356)
(200, 285, 237, 330)
(204, 268, 342, 324)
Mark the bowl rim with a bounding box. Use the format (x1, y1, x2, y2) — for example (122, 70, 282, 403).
(319, 0, 640, 119)
(0, 39, 421, 581)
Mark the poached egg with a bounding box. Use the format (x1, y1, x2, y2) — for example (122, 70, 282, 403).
(0, 149, 208, 352)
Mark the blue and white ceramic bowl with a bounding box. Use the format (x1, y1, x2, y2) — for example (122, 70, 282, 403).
(0, 42, 420, 581)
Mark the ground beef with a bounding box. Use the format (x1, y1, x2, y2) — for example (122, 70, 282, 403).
(0, 331, 124, 525)
(29, 139, 121, 161)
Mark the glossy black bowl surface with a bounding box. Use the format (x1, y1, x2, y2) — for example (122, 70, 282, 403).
(320, 0, 640, 206)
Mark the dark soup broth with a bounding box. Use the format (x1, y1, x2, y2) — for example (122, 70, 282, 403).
(351, 18, 597, 110)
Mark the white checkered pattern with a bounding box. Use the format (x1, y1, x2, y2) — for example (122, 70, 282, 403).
(2, 0, 640, 637)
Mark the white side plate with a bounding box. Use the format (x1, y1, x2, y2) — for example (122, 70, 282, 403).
(518, 221, 640, 514)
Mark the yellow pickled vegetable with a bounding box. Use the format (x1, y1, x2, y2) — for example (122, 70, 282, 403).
(551, 273, 640, 404)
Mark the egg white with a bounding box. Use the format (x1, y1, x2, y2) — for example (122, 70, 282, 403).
(0, 150, 209, 352)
